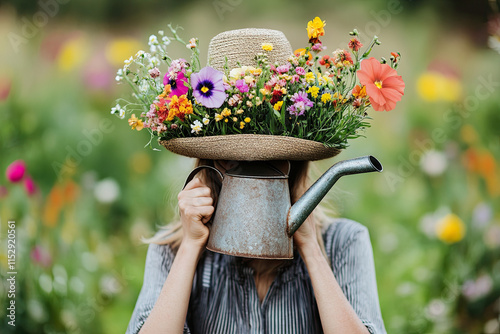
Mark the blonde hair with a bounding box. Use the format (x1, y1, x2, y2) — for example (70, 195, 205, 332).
(144, 159, 328, 259)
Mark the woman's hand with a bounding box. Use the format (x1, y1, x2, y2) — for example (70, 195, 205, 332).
(293, 215, 320, 257)
(177, 178, 214, 249)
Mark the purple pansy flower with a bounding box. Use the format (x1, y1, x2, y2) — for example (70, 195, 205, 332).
(235, 79, 249, 93)
(163, 70, 189, 97)
(191, 67, 226, 108)
(287, 91, 313, 116)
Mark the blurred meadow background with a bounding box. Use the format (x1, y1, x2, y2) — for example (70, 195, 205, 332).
(1, 0, 500, 333)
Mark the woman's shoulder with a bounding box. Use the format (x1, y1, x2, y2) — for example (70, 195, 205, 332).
(322, 218, 371, 255)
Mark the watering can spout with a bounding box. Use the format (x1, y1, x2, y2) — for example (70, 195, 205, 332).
(287, 156, 383, 237)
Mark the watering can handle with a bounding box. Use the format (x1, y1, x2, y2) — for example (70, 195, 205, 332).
(183, 166, 224, 189)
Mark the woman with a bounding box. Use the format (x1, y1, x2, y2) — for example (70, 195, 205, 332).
(126, 159, 387, 334)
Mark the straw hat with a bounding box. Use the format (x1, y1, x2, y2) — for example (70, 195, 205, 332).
(161, 28, 340, 161)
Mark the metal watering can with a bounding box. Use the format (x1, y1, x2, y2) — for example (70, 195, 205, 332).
(184, 156, 383, 259)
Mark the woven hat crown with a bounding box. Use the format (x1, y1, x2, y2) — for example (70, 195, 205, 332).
(207, 28, 293, 71)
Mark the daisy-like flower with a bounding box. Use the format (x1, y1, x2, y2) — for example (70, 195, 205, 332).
(190, 120, 203, 134)
(357, 57, 405, 111)
(148, 35, 159, 46)
(128, 114, 144, 131)
(191, 66, 226, 108)
(163, 71, 189, 97)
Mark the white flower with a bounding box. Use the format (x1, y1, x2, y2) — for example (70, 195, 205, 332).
(148, 35, 158, 45)
(115, 75, 122, 82)
(94, 178, 120, 204)
(135, 50, 145, 59)
(139, 80, 149, 93)
(150, 57, 160, 67)
(162, 36, 170, 45)
(149, 45, 157, 53)
(158, 30, 164, 36)
(123, 56, 133, 70)
(420, 150, 447, 176)
(202, 117, 209, 125)
(190, 120, 203, 134)
(111, 104, 125, 119)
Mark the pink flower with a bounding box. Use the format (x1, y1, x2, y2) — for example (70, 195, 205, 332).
(163, 70, 189, 97)
(276, 63, 291, 74)
(295, 67, 306, 76)
(30, 245, 52, 267)
(311, 42, 325, 52)
(357, 57, 405, 111)
(287, 91, 314, 116)
(235, 79, 249, 93)
(149, 67, 161, 78)
(6, 160, 26, 183)
(24, 175, 37, 196)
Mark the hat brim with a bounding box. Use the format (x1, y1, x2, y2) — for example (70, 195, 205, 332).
(159, 134, 340, 161)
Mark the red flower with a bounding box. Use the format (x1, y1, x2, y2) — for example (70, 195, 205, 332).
(348, 38, 363, 52)
(357, 57, 405, 111)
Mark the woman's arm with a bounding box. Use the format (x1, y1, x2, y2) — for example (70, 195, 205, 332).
(138, 178, 214, 334)
(294, 218, 371, 334)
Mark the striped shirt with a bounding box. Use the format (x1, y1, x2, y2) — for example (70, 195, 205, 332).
(126, 218, 387, 334)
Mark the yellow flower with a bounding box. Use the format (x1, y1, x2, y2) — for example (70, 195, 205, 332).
(236, 109, 244, 114)
(232, 117, 238, 122)
(221, 108, 231, 117)
(307, 86, 320, 98)
(305, 72, 316, 84)
(128, 114, 144, 131)
(436, 213, 466, 244)
(105, 38, 142, 67)
(273, 101, 284, 111)
(261, 43, 274, 51)
(224, 118, 228, 123)
(215, 113, 223, 122)
(240, 121, 245, 129)
(244, 117, 251, 123)
(250, 68, 262, 76)
(307, 17, 326, 41)
(321, 93, 332, 103)
(260, 88, 269, 96)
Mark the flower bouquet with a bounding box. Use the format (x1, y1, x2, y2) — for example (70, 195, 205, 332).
(111, 17, 405, 151)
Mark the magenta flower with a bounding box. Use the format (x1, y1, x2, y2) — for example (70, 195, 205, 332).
(163, 70, 189, 97)
(24, 175, 37, 196)
(235, 79, 249, 93)
(287, 91, 314, 116)
(6, 160, 26, 183)
(191, 67, 226, 108)
(295, 67, 306, 76)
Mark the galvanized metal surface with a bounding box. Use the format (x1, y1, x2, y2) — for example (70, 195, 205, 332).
(287, 156, 383, 237)
(207, 173, 293, 259)
(186, 156, 382, 259)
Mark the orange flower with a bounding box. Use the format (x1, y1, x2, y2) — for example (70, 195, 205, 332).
(352, 85, 367, 98)
(307, 17, 326, 42)
(167, 94, 193, 121)
(294, 48, 312, 61)
(128, 114, 144, 131)
(357, 57, 405, 111)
